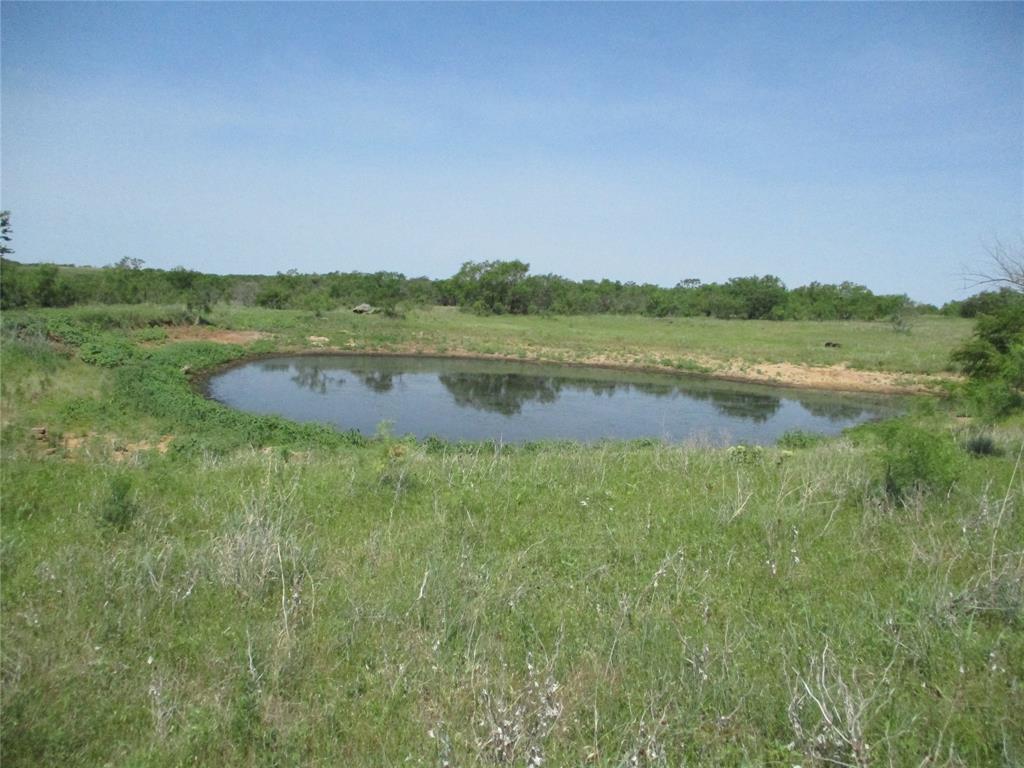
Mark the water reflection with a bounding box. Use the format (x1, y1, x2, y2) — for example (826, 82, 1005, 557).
(800, 400, 870, 422)
(685, 389, 782, 423)
(437, 371, 783, 423)
(440, 373, 561, 415)
(285, 361, 344, 395)
(358, 371, 395, 393)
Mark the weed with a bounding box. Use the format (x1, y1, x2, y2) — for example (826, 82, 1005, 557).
(132, 326, 168, 342)
(963, 432, 1000, 457)
(475, 654, 562, 766)
(726, 444, 764, 465)
(78, 335, 141, 367)
(100, 475, 139, 530)
(876, 421, 960, 502)
(672, 357, 709, 373)
(209, 483, 308, 607)
(787, 645, 892, 768)
(889, 311, 912, 334)
(944, 565, 1023, 628)
(777, 430, 824, 449)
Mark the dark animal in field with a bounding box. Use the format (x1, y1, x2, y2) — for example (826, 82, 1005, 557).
(824, 341, 841, 348)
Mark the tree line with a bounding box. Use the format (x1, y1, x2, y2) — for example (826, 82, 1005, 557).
(2, 254, 1017, 320)
(0, 206, 1014, 321)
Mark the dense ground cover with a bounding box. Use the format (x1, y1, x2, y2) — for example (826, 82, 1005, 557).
(1, 306, 1020, 766)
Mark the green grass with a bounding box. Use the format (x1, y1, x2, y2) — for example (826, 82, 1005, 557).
(4, 303, 972, 376)
(205, 305, 972, 374)
(1, 306, 1020, 767)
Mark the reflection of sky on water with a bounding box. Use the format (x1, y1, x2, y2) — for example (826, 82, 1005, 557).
(216, 356, 902, 444)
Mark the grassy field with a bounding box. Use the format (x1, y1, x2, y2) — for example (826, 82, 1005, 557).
(1, 305, 1020, 766)
(213, 305, 972, 375)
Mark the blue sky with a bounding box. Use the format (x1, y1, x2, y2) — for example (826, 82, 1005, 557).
(2, 2, 1021, 304)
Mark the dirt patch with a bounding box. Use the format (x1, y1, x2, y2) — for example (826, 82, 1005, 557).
(708, 359, 956, 395)
(112, 435, 174, 462)
(164, 327, 269, 345)
(56, 432, 175, 461)
(62, 432, 94, 452)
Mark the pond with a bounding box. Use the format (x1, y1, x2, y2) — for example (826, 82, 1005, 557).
(205, 355, 906, 445)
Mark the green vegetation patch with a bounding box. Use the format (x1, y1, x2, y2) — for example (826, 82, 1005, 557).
(2, 434, 1021, 766)
(0, 302, 1020, 767)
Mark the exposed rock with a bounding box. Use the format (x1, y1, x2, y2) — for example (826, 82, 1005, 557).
(352, 303, 376, 314)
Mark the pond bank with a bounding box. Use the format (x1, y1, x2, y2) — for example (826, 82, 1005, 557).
(202, 340, 955, 396)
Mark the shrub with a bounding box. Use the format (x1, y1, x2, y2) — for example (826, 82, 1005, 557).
(78, 335, 141, 367)
(100, 475, 139, 530)
(951, 304, 1024, 419)
(131, 326, 168, 342)
(889, 311, 912, 334)
(0, 334, 64, 371)
(962, 432, 1000, 457)
(777, 430, 824, 449)
(877, 422, 960, 502)
(963, 378, 1023, 422)
(727, 444, 765, 465)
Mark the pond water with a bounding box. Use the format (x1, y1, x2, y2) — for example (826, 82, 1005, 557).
(205, 355, 906, 445)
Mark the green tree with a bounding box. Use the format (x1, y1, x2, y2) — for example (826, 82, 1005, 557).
(184, 275, 222, 323)
(0, 261, 26, 309)
(723, 275, 788, 319)
(113, 256, 145, 271)
(0, 212, 25, 308)
(32, 264, 76, 307)
(950, 288, 1024, 318)
(951, 303, 1024, 419)
(451, 260, 531, 314)
(0, 210, 13, 257)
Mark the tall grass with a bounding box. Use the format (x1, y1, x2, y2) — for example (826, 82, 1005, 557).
(2, 434, 1021, 766)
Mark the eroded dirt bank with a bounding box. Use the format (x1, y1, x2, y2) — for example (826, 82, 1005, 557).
(196, 333, 954, 395)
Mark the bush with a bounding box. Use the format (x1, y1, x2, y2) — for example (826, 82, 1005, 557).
(963, 432, 999, 457)
(963, 377, 1023, 421)
(100, 475, 139, 530)
(131, 326, 168, 342)
(951, 305, 1024, 380)
(877, 422, 960, 502)
(777, 430, 824, 449)
(78, 335, 141, 367)
(727, 444, 765, 465)
(950, 303, 1024, 419)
